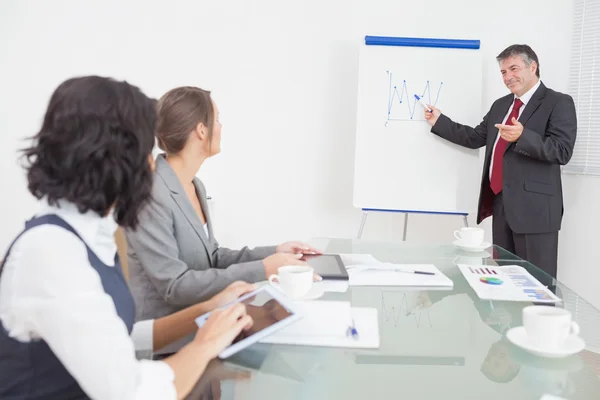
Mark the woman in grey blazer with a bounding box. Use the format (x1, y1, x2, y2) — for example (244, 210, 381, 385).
(125, 86, 320, 348)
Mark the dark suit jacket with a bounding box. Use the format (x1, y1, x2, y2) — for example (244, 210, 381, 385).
(431, 82, 577, 234)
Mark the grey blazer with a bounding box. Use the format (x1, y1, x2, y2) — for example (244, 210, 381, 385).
(125, 155, 276, 349)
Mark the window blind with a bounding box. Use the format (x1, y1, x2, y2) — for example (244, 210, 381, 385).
(565, 0, 600, 175)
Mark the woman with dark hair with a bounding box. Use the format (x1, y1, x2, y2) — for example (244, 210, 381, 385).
(0, 76, 256, 400)
(125, 86, 321, 355)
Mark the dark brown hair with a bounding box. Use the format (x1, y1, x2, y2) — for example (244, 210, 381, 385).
(155, 86, 214, 154)
(22, 76, 156, 229)
(496, 44, 540, 78)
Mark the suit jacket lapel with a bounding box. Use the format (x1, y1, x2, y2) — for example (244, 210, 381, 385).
(193, 179, 217, 249)
(172, 191, 212, 248)
(505, 83, 546, 153)
(517, 83, 546, 126)
(155, 155, 213, 265)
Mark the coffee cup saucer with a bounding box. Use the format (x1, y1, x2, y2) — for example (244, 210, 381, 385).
(506, 326, 585, 358)
(288, 285, 325, 301)
(452, 240, 491, 252)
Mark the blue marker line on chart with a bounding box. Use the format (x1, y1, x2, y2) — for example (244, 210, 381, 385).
(385, 71, 443, 125)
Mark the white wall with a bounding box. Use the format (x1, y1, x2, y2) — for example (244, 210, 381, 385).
(559, 175, 600, 308)
(1, 0, 595, 306)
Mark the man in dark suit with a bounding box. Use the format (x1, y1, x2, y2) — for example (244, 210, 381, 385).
(424, 44, 577, 278)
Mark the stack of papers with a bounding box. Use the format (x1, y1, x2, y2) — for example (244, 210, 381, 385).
(346, 263, 453, 287)
(457, 264, 561, 303)
(260, 300, 379, 349)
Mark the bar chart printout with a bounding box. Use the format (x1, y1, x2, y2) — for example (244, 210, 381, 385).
(457, 265, 561, 303)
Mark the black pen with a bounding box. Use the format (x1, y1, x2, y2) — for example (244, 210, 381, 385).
(356, 267, 435, 275)
(394, 268, 435, 276)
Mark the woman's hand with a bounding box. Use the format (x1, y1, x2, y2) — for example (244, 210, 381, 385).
(263, 252, 306, 277)
(262, 253, 321, 281)
(207, 281, 257, 310)
(193, 303, 253, 359)
(276, 241, 322, 255)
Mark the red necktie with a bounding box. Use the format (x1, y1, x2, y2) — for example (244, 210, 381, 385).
(490, 98, 524, 194)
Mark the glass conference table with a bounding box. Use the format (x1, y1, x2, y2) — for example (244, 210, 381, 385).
(186, 238, 600, 400)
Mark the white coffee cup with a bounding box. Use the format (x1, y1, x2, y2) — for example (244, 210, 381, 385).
(268, 265, 313, 298)
(453, 227, 484, 246)
(522, 305, 580, 349)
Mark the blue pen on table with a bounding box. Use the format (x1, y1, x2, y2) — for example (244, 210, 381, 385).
(414, 94, 433, 112)
(347, 319, 359, 340)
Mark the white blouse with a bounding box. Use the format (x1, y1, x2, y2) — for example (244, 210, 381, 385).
(0, 200, 176, 400)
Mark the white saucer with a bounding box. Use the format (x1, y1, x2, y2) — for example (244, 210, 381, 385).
(290, 285, 325, 301)
(506, 326, 585, 358)
(453, 240, 491, 252)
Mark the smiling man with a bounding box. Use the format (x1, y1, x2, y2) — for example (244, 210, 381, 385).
(424, 44, 577, 279)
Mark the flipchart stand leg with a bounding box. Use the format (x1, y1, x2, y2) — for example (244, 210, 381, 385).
(357, 209, 468, 241)
(357, 211, 368, 239)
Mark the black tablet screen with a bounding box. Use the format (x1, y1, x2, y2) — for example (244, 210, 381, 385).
(302, 254, 348, 279)
(231, 290, 293, 344)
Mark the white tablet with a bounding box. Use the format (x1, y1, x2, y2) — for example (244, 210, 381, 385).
(195, 285, 303, 359)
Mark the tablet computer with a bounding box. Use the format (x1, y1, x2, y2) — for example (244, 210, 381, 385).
(301, 254, 349, 280)
(195, 285, 302, 359)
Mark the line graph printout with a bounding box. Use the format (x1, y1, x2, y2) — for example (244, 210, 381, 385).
(353, 41, 483, 214)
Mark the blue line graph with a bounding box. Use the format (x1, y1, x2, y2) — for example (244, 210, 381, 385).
(385, 70, 443, 125)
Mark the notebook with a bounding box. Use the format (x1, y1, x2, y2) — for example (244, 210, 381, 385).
(346, 263, 453, 287)
(259, 300, 379, 349)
